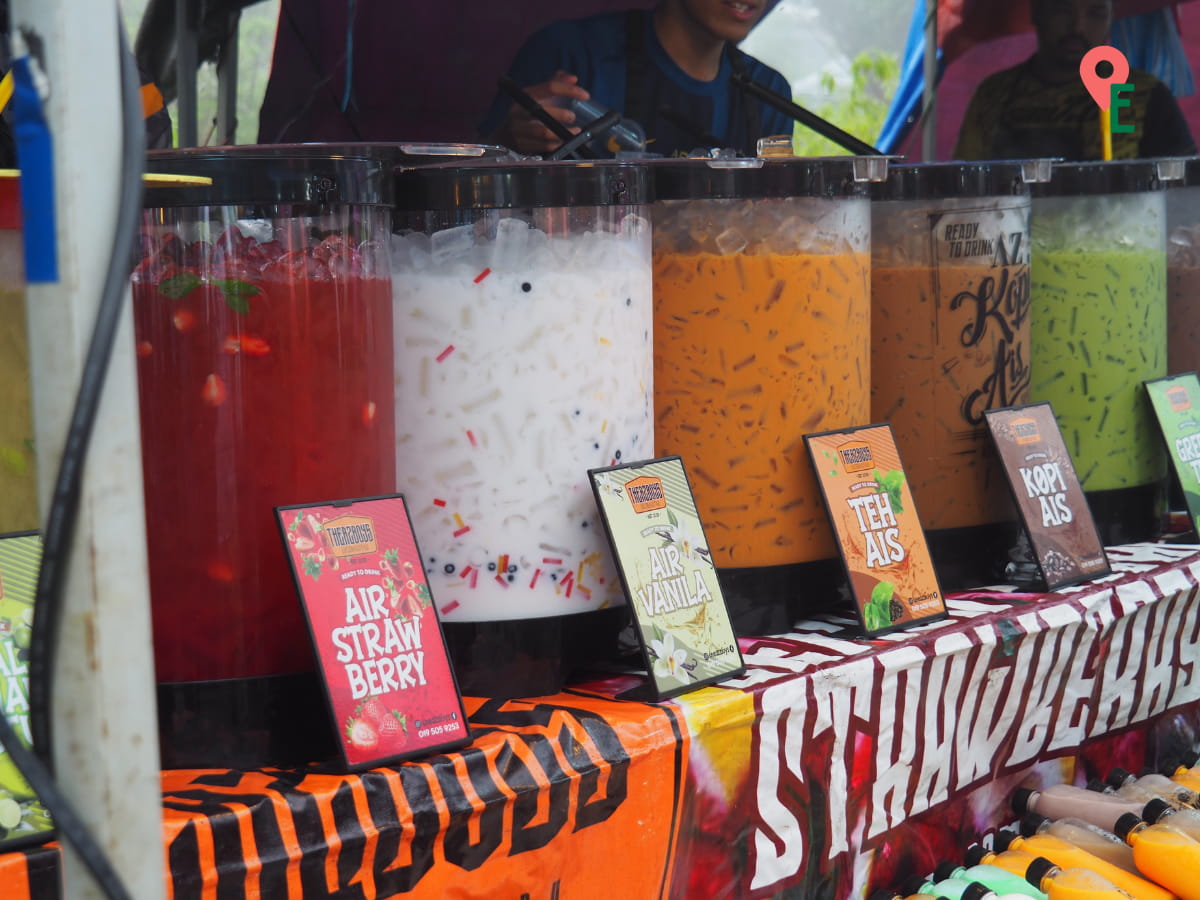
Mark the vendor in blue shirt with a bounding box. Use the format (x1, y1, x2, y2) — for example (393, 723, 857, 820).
(480, 0, 793, 157)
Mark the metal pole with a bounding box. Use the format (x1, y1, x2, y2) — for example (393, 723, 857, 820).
(175, 0, 198, 146)
(216, 11, 240, 145)
(922, 0, 938, 161)
(8, 1, 165, 898)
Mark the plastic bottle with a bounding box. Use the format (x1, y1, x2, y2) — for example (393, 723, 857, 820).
(566, 98, 647, 154)
(904, 875, 980, 900)
(966, 843, 1045, 880)
(960, 885, 1045, 900)
(1106, 768, 1197, 809)
(1114, 812, 1200, 900)
(1165, 761, 1200, 794)
(1140, 797, 1200, 842)
(1021, 812, 1140, 873)
(934, 860, 1048, 899)
(1024, 856, 1146, 899)
(1014, 786, 1148, 834)
(996, 830, 1177, 900)
(868, 890, 939, 900)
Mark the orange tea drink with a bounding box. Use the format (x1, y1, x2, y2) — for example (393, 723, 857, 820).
(651, 158, 882, 626)
(871, 165, 1038, 589)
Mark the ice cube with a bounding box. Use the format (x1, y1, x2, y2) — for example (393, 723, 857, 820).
(619, 213, 650, 244)
(235, 218, 274, 244)
(715, 227, 748, 256)
(327, 248, 360, 279)
(430, 224, 476, 266)
(400, 232, 433, 272)
(388, 232, 411, 269)
(358, 241, 384, 278)
(491, 217, 530, 271)
(1170, 226, 1196, 249)
(771, 216, 810, 254)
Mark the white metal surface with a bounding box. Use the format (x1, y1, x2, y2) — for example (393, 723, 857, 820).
(9, 1, 166, 897)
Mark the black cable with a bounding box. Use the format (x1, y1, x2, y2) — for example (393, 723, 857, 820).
(7, 14, 146, 900)
(0, 716, 130, 899)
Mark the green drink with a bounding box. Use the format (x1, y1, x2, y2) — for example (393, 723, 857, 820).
(1030, 174, 1170, 544)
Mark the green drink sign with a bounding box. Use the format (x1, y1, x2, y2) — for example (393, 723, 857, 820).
(1145, 373, 1200, 533)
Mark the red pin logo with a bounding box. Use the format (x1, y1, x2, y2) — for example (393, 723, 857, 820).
(1080, 46, 1130, 109)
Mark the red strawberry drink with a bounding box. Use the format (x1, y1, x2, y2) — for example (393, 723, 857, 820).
(134, 191, 395, 685)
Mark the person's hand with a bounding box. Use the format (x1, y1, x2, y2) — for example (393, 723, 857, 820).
(500, 70, 590, 155)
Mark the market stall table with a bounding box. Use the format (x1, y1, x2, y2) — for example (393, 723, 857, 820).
(5, 542, 1200, 899)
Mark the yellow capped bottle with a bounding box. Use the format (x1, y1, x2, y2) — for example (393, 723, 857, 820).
(1114, 812, 1200, 900)
(1024, 856, 1143, 900)
(997, 830, 1176, 900)
(968, 842, 1046, 880)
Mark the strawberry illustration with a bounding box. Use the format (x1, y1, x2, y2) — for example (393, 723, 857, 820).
(377, 710, 408, 746)
(345, 716, 379, 752)
(357, 694, 387, 725)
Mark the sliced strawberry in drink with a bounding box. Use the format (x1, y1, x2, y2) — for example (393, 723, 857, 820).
(201, 373, 227, 406)
(223, 335, 271, 356)
(206, 560, 235, 583)
(132, 254, 176, 284)
(313, 234, 351, 261)
(173, 309, 197, 333)
(182, 240, 212, 269)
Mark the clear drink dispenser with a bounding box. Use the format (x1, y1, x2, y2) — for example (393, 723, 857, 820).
(136, 146, 396, 767)
(650, 156, 887, 634)
(1166, 156, 1200, 377)
(871, 161, 1049, 590)
(390, 160, 653, 697)
(1030, 160, 1181, 545)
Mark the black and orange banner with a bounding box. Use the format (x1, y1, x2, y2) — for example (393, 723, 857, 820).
(158, 693, 684, 899)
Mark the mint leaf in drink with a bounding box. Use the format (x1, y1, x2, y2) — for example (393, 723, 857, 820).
(210, 279, 260, 314)
(158, 271, 201, 299)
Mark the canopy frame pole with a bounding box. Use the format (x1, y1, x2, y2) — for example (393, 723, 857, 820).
(922, 0, 938, 160)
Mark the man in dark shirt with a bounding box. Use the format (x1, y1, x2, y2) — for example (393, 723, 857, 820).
(954, 0, 1195, 160)
(480, 0, 793, 158)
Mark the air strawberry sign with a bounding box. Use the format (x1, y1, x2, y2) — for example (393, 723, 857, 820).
(276, 495, 470, 770)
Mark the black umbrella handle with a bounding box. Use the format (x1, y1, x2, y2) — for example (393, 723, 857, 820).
(731, 70, 883, 156)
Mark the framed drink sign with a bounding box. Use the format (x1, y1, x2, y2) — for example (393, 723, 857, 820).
(1145, 373, 1200, 535)
(0, 532, 54, 851)
(984, 403, 1110, 591)
(805, 424, 947, 636)
(589, 456, 744, 700)
(276, 495, 470, 771)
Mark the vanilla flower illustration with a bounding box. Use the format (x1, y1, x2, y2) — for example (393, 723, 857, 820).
(650, 631, 690, 682)
(660, 515, 710, 565)
(596, 473, 624, 500)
